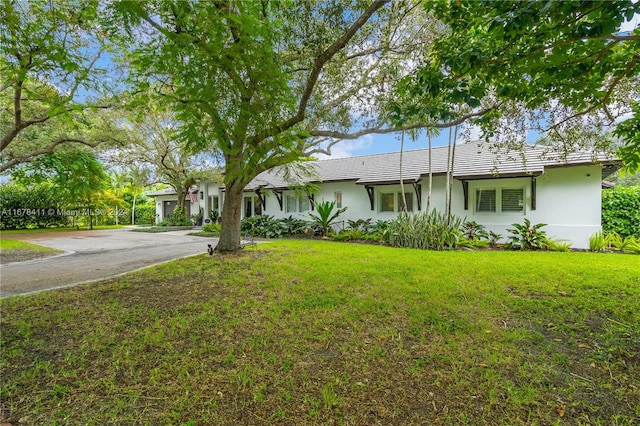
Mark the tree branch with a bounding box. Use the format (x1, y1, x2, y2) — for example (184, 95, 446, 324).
(307, 106, 497, 142)
(0, 137, 113, 173)
(248, 0, 388, 144)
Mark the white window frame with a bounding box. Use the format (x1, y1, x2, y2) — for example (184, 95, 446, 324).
(286, 194, 297, 213)
(475, 188, 497, 213)
(378, 192, 395, 213)
(501, 187, 525, 213)
(335, 192, 342, 209)
(474, 187, 525, 214)
(298, 195, 310, 212)
(210, 195, 219, 211)
(397, 191, 413, 212)
(378, 191, 414, 213)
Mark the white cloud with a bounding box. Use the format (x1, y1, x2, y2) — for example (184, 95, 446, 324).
(620, 13, 639, 33)
(315, 135, 374, 160)
(458, 124, 482, 143)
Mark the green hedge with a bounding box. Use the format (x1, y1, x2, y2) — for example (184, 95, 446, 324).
(602, 186, 640, 238)
(0, 183, 68, 229)
(133, 205, 157, 225)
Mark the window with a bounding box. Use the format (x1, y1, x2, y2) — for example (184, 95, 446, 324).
(501, 188, 524, 213)
(299, 196, 309, 212)
(335, 192, 342, 208)
(254, 197, 262, 216)
(210, 195, 219, 211)
(244, 196, 253, 218)
(475, 187, 525, 213)
(379, 193, 395, 212)
(398, 192, 413, 212)
(286, 195, 297, 213)
(379, 192, 414, 213)
(476, 189, 496, 212)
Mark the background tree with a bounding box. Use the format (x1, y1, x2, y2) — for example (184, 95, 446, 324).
(0, 0, 125, 172)
(607, 170, 640, 187)
(11, 148, 109, 229)
(108, 106, 220, 213)
(393, 0, 640, 169)
(113, 0, 490, 252)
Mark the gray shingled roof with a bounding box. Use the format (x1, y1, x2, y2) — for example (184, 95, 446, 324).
(245, 141, 618, 190)
(146, 188, 177, 196)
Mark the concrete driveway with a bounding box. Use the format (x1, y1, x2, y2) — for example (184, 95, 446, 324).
(0, 228, 217, 298)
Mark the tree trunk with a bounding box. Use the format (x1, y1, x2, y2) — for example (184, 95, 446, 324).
(177, 188, 188, 213)
(215, 181, 244, 253)
(447, 125, 458, 222)
(445, 127, 452, 223)
(399, 131, 407, 212)
(131, 193, 137, 225)
(427, 132, 432, 213)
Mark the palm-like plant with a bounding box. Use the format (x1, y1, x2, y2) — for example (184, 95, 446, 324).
(507, 218, 549, 250)
(309, 201, 347, 236)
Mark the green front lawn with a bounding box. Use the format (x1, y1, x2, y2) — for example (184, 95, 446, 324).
(1, 241, 638, 424)
(0, 239, 63, 263)
(0, 225, 124, 235)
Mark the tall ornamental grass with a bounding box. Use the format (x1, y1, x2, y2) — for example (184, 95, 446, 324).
(386, 209, 464, 250)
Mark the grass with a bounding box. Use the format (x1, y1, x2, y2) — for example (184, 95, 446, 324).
(1, 240, 639, 425)
(189, 230, 221, 237)
(0, 239, 63, 263)
(0, 239, 56, 251)
(0, 225, 124, 235)
(129, 227, 181, 233)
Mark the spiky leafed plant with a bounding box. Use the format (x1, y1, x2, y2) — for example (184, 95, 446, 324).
(507, 218, 549, 250)
(386, 209, 464, 250)
(309, 201, 347, 237)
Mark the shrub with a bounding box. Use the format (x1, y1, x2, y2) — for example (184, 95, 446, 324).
(0, 183, 68, 229)
(602, 186, 640, 238)
(489, 231, 503, 248)
(210, 209, 220, 223)
(605, 231, 640, 254)
(507, 218, 549, 250)
(623, 237, 640, 254)
(386, 209, 464, 250)
(309, 201, 347, 237)
(589, 231, 607, 251)
(347, 218, 374, 233)
(134, 205, 157, 225)
(589, 231, 607, 252)
(163, 206, 191, 226)
(547, 239, 572, 252)
(202, 222, 221, 233)
(281, 216, 310, 236)
(461, 221, 488, 241)
(241, 215, 310, 238)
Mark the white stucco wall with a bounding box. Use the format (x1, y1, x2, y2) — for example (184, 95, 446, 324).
(154, 195, 174, 224)
(451, 165, 601, 249)
(153, 193, 204, 224)
(241, 165, 602, 249)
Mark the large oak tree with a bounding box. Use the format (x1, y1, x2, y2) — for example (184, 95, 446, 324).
(115, 0, 483, 252)
(0, 0, 124, 173)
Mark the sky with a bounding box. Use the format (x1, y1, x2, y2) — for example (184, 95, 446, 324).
(315, 129, 475, 160)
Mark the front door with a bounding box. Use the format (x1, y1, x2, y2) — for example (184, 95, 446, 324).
(244, 196, 253, 218)
(164, 201, 177, 219)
